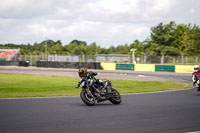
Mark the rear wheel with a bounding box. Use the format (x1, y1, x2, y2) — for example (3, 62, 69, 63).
(109, 89, 121, 104)
(80, 90, 95, 106)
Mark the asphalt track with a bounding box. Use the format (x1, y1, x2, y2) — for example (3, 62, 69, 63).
(1, 88, 200, 133)
(0, 66, 192, 82)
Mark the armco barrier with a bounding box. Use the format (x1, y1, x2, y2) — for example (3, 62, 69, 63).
(0, 61, 19, 66)
(155, 65, 175, 72)
(175, 65, 194, 73)
(135, 64, 155, 72)
(100, 63, 116, 70)
(116, 64, 134, 70)
(37, 61, 101, 69)
(19, 61, 29, 67)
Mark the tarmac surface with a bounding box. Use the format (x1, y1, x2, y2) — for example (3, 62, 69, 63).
(1, 89, 200, 133)
(0, 66, 192, 82)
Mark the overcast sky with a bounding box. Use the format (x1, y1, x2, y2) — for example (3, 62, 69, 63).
(0, 0, 199, 47)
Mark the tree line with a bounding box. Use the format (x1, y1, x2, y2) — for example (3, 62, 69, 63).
(0, 21, 200, 56)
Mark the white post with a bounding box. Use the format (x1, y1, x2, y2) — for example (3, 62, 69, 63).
(25, 54, 26, 61)
(54, 51, 56, 62)
(196, 56, 198, 63)
(45, 37, 48, 61)
(35, 53, 37, 66)
(19, 54, 21, 61)
(41, 53, 44, 60)
(161, 54, 164, 64)
(130, 49, 136, 64)
(173, 57, 175, 64)
(181, 54, 184, 64)
(35, 53, 37, 62)
(30, 53, 32, 66)
(67, 52, 70, 62)
(81, 52, 85, 62)
(144, 54, 147, 64)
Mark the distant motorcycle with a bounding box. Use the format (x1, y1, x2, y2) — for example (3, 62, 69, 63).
(194, 75, 200, 91)
(76, 75, 121, 106)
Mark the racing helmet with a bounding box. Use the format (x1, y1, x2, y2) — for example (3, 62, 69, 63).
(194, 65, 200, 72)
(78, 67, 87, 78)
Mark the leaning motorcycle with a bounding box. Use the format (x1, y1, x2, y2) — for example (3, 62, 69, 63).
(194, 75, 200, 91)
(76, 78, 121, 106)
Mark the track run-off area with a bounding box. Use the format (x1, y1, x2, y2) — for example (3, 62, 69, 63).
(1, 89, 200, 133)
(0, 66, 199, 133)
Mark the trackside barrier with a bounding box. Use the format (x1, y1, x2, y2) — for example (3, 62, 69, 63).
(0, 61, 19, 66)
(116, 64, 134, 70)
(37, 61, 101, 69)
(100, 63, 116, 70)
(155, 65, 175, 72)
(175, 65, 194, 73)
(134, 64, 155, 72)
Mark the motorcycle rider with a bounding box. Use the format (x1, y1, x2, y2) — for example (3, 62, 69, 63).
(78, 67, 105, 95)
(192, 65, 200, 91)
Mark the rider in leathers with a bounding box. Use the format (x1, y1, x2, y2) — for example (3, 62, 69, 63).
(192, 65, 200, 91)
(78, 67, 105, 95)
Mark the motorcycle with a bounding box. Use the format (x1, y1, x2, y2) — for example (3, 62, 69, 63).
(194, 75, 200, 91)
(76, 74, 121, 106)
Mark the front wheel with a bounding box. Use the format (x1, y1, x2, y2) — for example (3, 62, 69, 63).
(80, 89, 95, 106)
(109, 89, 121, 104)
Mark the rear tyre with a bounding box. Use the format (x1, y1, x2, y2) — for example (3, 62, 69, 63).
(109, 89, 121, 104)
(80, 90, 95, 106)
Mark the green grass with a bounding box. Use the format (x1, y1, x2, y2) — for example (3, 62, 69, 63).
(0, 73, 192, 98)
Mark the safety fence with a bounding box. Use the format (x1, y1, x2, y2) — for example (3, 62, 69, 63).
(101, 63, 195, 73)
(2, 53, 200, 65)
(0, 61, 196, 73)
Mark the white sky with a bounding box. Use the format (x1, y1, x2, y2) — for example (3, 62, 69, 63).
(0, 0, 199, 47)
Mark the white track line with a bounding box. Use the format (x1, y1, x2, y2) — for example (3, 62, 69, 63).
(122, 88, 192, 96)
(186, 131, 200, 133)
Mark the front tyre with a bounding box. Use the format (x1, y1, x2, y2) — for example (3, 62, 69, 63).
(109, 89, 121, 104)
(80, 89, 95, 106)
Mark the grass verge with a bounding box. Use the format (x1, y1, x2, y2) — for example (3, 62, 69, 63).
(0, 73, 192, 98)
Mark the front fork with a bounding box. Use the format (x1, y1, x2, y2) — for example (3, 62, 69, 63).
(83, 87, 92, 95)
(84, 86, 100, 97)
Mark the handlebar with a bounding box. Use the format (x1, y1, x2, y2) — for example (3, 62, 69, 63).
(88, 71, 97, 77)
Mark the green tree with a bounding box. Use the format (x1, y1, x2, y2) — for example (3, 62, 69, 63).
(130, 40, 144, 55)
(150, 21, 178, 55)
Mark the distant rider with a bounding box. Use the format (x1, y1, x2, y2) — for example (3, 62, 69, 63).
(78, 67, 105, 94)
(192, 65, 200, 91)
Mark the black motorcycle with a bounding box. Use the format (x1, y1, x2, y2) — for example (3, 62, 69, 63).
(194, 75, 200, 91)
(76, 74, 121, 106)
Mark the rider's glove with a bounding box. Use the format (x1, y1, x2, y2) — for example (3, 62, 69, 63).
(76, 82, 80, 88)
